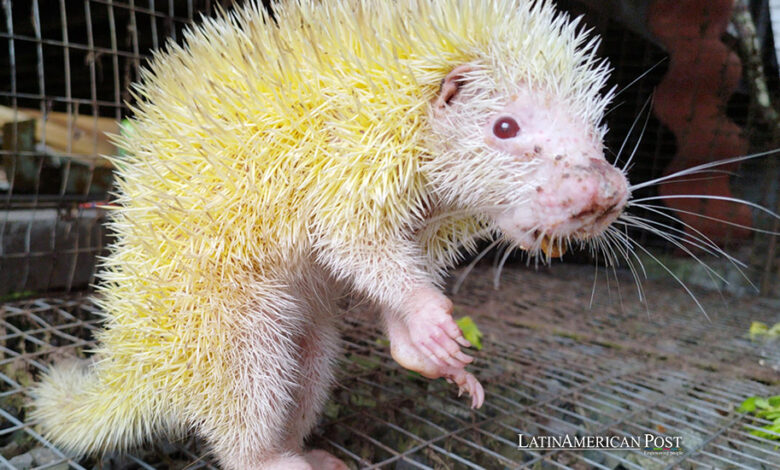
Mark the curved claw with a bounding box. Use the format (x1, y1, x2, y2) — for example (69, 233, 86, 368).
(450, 370, 484, 409)
(471, 376, 485, 409)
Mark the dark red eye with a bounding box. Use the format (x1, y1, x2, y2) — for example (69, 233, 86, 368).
(493, 116, 520, 139)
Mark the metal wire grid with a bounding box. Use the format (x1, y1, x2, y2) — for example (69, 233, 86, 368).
(0, 0, 225, 187)
(0, 0, 235, 296)
(1, 265, 778, 469)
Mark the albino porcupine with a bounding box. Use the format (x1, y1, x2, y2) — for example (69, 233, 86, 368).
(30, 1, 622, 468)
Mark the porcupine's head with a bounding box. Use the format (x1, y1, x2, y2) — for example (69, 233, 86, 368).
(421, 1, 629, 258)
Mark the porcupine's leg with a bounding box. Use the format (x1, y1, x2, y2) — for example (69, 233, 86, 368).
(198, 275, 345, 470)
(287, 270, 347, 470)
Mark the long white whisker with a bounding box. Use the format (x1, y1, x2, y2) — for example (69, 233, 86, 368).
(622, 93, 654, 173)
(452, 238, 500, 294)
(619, 215, 734, 262)
(629, 202, 780, 236)
(611, 225, 649, 280)
(620, 210, 759, 292)
(623, 236, 710, 320)
(625, 206, 749, 265)
(589, 235, 615, 303)
(629, 195, 780, 220)
(618, 219, 739, 275)
(608, 227, 653, 318)
(590, 247, 599, 309)
(612, 57, 667, 101)
(599, 239, 614, 303)
(598, 230, 621, 269)
(493, 242, 516, 289)
(602, 234, 618, 267)
(616, 217, 728, 287)
(628, 173, 735, 187)
(628, 148, 780, 191)
(601, 238, 613, 300)
(592, 234, 610, 268)
(600, 231, 626, 312)
(615, 93, 653, 169)
(603, 100, 624, 118)
(604, 227, 645, 303)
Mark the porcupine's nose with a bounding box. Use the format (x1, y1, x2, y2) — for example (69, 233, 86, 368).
(569, 158, 628, 220)
(589, 158, 627, 207)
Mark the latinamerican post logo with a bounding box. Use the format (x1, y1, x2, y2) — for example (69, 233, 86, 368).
(517, 433, 683, 455)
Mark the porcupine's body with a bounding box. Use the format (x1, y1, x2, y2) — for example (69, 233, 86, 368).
(31, 1, 621, 468)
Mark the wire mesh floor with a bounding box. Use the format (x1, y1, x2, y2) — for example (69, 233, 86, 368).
(1, 264, 779, 469)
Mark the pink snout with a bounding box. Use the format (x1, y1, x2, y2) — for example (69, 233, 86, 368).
(542, 158, 628, 232)
(572, 158, 628, 216)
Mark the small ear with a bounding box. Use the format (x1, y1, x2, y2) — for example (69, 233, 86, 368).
(433, 65, 473, 113)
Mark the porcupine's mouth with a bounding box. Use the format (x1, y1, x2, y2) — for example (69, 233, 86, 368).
(527, 202, 624, 258)
(572, 201, 623, 235)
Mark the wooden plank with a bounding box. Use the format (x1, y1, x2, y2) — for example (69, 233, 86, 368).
(0, 106, 119, 167)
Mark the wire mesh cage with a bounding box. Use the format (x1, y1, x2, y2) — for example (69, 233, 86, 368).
(1, 0, 779, 469)
(0, 0, 240, 296)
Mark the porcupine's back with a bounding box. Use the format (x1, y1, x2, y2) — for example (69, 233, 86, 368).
(94, 0, 478, 352)
(30, 0, 610, 455)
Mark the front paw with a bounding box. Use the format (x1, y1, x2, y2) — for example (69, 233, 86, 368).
(387, 315, 485, 409)
(403, 287, 474, 369)
(407, 313, 474, 369)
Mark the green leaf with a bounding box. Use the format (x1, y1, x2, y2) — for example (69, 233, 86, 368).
(756, 397, 770, 409)
(763, 411, 780, 421)
(749, 321, 768, 339)
(456, 316, 483, 350)
(740, 395, 780, 441)
(768, 323, 780, 338)
(750, 428, 779, 440)
(739, 396, 757, 413)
